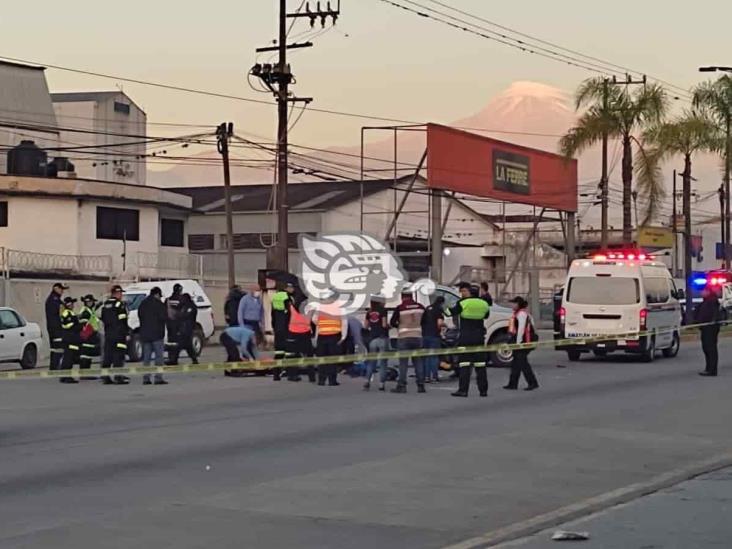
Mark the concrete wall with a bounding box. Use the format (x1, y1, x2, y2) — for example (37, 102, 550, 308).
(0, 196, 80, 254)
(187, 210, 321, 245)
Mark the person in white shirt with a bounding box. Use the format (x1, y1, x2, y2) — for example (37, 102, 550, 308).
(504, 296, 539, 391)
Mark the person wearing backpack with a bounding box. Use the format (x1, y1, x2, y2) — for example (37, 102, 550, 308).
(504, 296, 539, 391)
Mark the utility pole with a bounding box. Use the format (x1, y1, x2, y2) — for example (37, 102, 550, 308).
(720, 183, 726, 268)
(683, 162, 693, 323)
(252, 1, 340, 272)
(217, 122, 236, 289)
(672, 170, 679, 277)
(600, 77, 609, 249)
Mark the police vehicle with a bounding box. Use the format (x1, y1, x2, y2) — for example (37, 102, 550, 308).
(557, 251, 682, 362)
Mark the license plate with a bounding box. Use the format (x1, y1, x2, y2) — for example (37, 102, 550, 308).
(618, 340, 626, 346)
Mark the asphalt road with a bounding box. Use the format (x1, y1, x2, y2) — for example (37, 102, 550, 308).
(1, 340, 731, 549)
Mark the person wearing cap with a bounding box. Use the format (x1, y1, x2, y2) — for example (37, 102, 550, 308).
(363, 297, 390, 391)
(100, 285, 130, 385)
(447, 282, 491, 398)
(59, 296, 81, 384)
(138, 287, 168, 385)
(504, 296, 539, 391)
(164, 283, 184, 365)
(270, 281, 295, 381)
(78, 295, 101, 379)
(45, 282, 68, 371)
(390, 287, 427, 394)
(171, 293, 199, 365)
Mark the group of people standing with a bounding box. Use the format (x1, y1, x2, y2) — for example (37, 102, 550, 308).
(45, 282, 200, 386)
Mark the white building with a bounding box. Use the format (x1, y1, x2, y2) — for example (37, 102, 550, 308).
(51, 91, 147, 186)
(0, 60, 60, 175)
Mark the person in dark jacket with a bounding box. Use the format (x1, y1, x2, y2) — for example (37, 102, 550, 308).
(479, 282, 494, 306)
(270, 282, 295, 381)
(422, 296, 445, 383)
(138, 287, 168, 385)
(59, 297, 81, 384)
(224, 285, 243, 327)
(45, 282, 68, 370)
(78, 295, 101, 380)
(100, 285, 130, 385)
(165, 283, 183, 364)
(696, 287, 722, 377)
(169, 293, 199, 365)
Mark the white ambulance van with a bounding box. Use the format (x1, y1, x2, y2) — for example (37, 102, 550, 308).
(557, 252, 682, 362)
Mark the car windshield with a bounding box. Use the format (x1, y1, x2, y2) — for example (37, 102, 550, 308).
(567, 277, 640, 305)
(123, 293, 146, 311)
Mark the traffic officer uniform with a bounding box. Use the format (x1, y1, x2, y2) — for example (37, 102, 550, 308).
(447, 290, 491, 397)
(284, 298, 316, 382)
(165, 284, 183, 365)
(59, 297, 81, 384)
(45, 284, 66, 370)
(315, 307, 345, 386)
(78, 295, 101, 378)
(270, 286, 293, 381)
(100, 285, 130, 385)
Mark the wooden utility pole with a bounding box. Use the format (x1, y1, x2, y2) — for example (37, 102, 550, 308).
(600, 78, 609, 249)
(217, 122, 236, 289)
(253, 1, 340, 272)
(672, 169, 679, 277)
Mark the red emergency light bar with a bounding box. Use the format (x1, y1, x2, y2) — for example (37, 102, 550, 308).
(591, 250, 649, 261)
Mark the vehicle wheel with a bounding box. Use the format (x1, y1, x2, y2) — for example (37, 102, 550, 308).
(593, 349, 608, 358)
(128, 333, 142, 363)
(642, 337, 656, 363)
(20, 344, 37, 369)
(662, 332, 680, 358)
(192, 326, 205, 357)
(567, 350, 582, 362)
(488, 331, 514, 368)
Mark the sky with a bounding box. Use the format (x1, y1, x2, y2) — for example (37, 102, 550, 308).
(1, 0, 730, 149)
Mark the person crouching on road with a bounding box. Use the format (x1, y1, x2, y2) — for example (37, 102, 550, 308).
(390, 289, 426, 394)
(100, 285, 130, 385)
(504, 296, 539, 391)
(59, 296, 81, 384)
(222, 325, 258, 376)
(448, 283, 490, 398)
(138, 287, 168, 385)
(285, 292, 316, 383)
(696, 287, 722, 377)
(78, 295, 101, 380)
(314, 305, 347, 386)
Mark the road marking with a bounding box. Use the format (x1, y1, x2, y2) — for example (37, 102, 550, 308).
(442, 450, 732, 549)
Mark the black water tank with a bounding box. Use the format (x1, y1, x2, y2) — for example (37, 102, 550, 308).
(7, 140, 48, 176)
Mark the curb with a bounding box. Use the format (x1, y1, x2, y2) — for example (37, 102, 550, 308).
(442, 450, 732, 549)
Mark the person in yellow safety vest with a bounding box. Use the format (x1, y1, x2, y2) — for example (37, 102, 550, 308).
(59, 297, 81, 384)
(284, 292, 316, 383)
(270, 282, 296, 381)
(313, 304, 348, 386)
(78, 294, 101, 380)
(446, 282, 491, 398)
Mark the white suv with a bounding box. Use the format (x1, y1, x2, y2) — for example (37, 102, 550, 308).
(123, 280, 215, 362)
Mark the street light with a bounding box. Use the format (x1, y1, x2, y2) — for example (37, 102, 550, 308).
(699, 66, 732, 73)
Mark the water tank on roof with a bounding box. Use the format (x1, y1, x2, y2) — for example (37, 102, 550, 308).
(7, 140, 48, 177)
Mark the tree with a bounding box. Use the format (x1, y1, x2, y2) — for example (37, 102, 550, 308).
(637, 111, 723, 320)
(693, 75, 732, 266)
(560, 78, 668, 242)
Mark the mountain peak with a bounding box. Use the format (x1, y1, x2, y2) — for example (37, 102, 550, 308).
(499, 81, 569, 101)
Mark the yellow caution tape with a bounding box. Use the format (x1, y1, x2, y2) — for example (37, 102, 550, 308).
(1, 320, 726, 382)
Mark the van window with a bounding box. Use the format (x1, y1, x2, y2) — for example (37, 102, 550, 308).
(567, 277, 640, 305)
(436, 288, 459, 310)
(645, 277, 670, 304)
(123, 293, 146, 311)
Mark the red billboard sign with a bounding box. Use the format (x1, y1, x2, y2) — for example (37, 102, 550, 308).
(426, 123, 578, 212)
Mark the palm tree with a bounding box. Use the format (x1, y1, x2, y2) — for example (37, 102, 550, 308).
(560, 78, 668, 242)
(693, 75, 732, 265)
(637, 111, 723, 319)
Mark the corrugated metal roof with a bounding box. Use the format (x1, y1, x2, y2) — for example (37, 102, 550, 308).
(0, 62, 58, 134)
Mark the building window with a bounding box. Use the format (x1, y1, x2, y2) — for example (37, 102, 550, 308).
(0, 202, 7, 227)
(188, 234, 214, 251)
(114, 101, 131, 115)
(161, 218, 184, 247)
(96, 206, 139, 241)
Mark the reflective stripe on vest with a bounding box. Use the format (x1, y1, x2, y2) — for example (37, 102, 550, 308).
(288, 304, 311, 334)
(317, 314, 341, 336)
